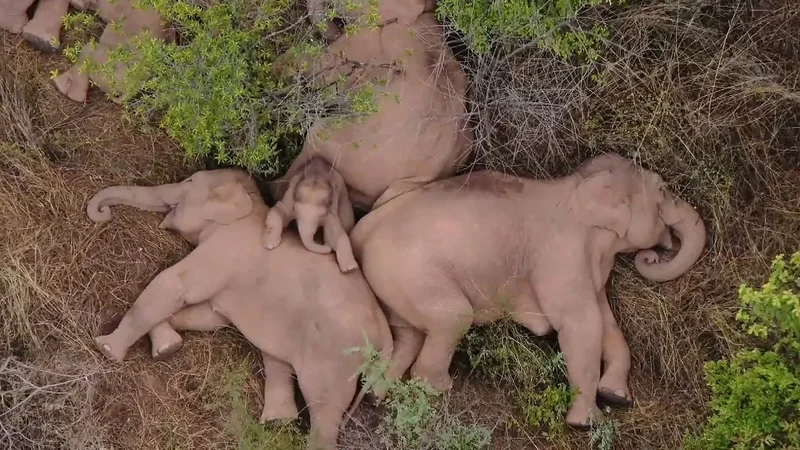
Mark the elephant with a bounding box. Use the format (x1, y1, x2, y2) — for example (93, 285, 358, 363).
(51, 0, 173, 103)
(0, 0, 70, 52)
(349, 152, 707, 428)
(263, 157, 358, 274)
(269, 5, 473, 213)
(85, 168, 394, 450)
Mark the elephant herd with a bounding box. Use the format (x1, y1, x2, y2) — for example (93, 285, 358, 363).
(3, 1, 708, 449)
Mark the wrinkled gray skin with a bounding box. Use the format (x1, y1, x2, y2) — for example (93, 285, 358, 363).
(350, 153, 707, 429)
(85, 169, 393, 450)
(269, 7, 473, 213)
(264, 157, 358, 273)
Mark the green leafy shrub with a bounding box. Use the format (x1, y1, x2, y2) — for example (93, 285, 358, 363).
(379, 377, 492, 450)
(436, 0, 618, 61)
(221, 361, 306, 450)
(351, 343, 492, 450)
(69, 0, 381, 175)
(686, 251, 800, 450)
(461, 322, 576, 439)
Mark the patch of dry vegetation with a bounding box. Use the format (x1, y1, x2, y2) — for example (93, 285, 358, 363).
(1, 0, 799, 449)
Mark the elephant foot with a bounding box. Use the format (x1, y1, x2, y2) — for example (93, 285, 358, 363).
(69, 0, 96, 10)
(262, 229, 281, 250)
(94, 334, 128, 363)
(597, 387, 633, 408)
(0, 14, 29, 34)
(410, 366, 453, 392)
(21, 20, 61, 52)
(259, 402, 299, 424)
(565, 400, 604, 430)
(336, 252, 358, 273)
(52, 70, 90, 103)
(598, 369, 632, 408)
(150, 329, 184, 361)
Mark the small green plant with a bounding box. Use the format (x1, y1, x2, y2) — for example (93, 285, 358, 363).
(353, 344, 492, 450)
(436, 0, 618, 62)
(686, 251, 800, 450)
(460, 321, 577, 440)
(590, 417, 620, 450)
(221, 361, 306, 450)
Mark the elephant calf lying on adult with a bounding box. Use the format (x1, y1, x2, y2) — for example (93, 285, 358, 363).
(264, 157, 358, 274)
(351, 153, 707, 428)
(85, 169, 393, 450)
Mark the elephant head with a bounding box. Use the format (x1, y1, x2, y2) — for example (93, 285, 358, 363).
(280, 157, 352, 254)
(570, 153, 707, 282)
(86, 169, 260, 244)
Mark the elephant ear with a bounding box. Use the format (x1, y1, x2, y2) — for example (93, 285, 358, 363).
(569, 169, 631, 238)
(200, 183, 254, 224)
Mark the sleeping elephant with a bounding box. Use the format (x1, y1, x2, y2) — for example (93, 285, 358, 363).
(270, 4, 473, 212)
(350, 152, 707, 428)
(85, 169, 393, 450)
(264, 157, 358, 274)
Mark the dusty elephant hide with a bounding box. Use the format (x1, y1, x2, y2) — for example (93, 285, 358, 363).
(350, 152, 707, 429)
(270, 8, 473, 212)
(264, 157, 359, 273)
(0, 0, 72, 52)
(85, 168, 393, 450)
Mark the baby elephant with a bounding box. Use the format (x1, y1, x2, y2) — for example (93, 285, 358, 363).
(263, 157, 358, 273)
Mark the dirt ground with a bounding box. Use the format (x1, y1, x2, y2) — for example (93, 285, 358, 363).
(1, 1, 800, 449)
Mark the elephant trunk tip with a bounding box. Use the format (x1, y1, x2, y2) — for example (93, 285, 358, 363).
(87, 203, 112, 223)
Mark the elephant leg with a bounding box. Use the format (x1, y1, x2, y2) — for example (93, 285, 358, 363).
(409, 292, 473, 392)
(371, 323, 424, 401)
(259, 354, 299, 423)
(597, 289, 632, 407)
(536, 276, 604, 429)
(323, 214, 358, 273)
(21, 0, 69, 52)
(511, 283, 554, 336)
(148, 301, 231, 360)
(93, 245, 229, 362)
(297, 363, 358, 450)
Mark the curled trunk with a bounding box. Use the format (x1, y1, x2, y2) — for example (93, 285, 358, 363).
(86, 183, 185, 223)
(634, 195, 707, 282)
(298, 219, 331, 254)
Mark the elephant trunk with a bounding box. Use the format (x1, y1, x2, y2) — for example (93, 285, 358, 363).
(634, 195, 707, 282)
(297, 219, 332, 254)
(86, 183, 184, 223)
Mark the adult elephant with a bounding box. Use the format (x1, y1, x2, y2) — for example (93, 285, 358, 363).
(350, 153, 707, 428)
(85, 169, 393, 450)
(269, 6, 473, 214)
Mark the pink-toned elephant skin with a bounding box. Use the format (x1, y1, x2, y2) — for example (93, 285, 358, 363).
(350, 152, 707, 429)
(86, 168, 393, 450)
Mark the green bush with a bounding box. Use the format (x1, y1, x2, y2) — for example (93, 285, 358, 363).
(461, 322, 619, 446)
(350, 343, 492, 450)
(379, 377, 492, 450)
(436, 0, 617, 61)
(68, 0, 381, 175)
(686, 251, 800, 450)
(221, 361, 306, 450)
(462, 322, 572, 439)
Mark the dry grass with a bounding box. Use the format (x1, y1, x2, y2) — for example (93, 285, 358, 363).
(1, 0, 800, 449)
